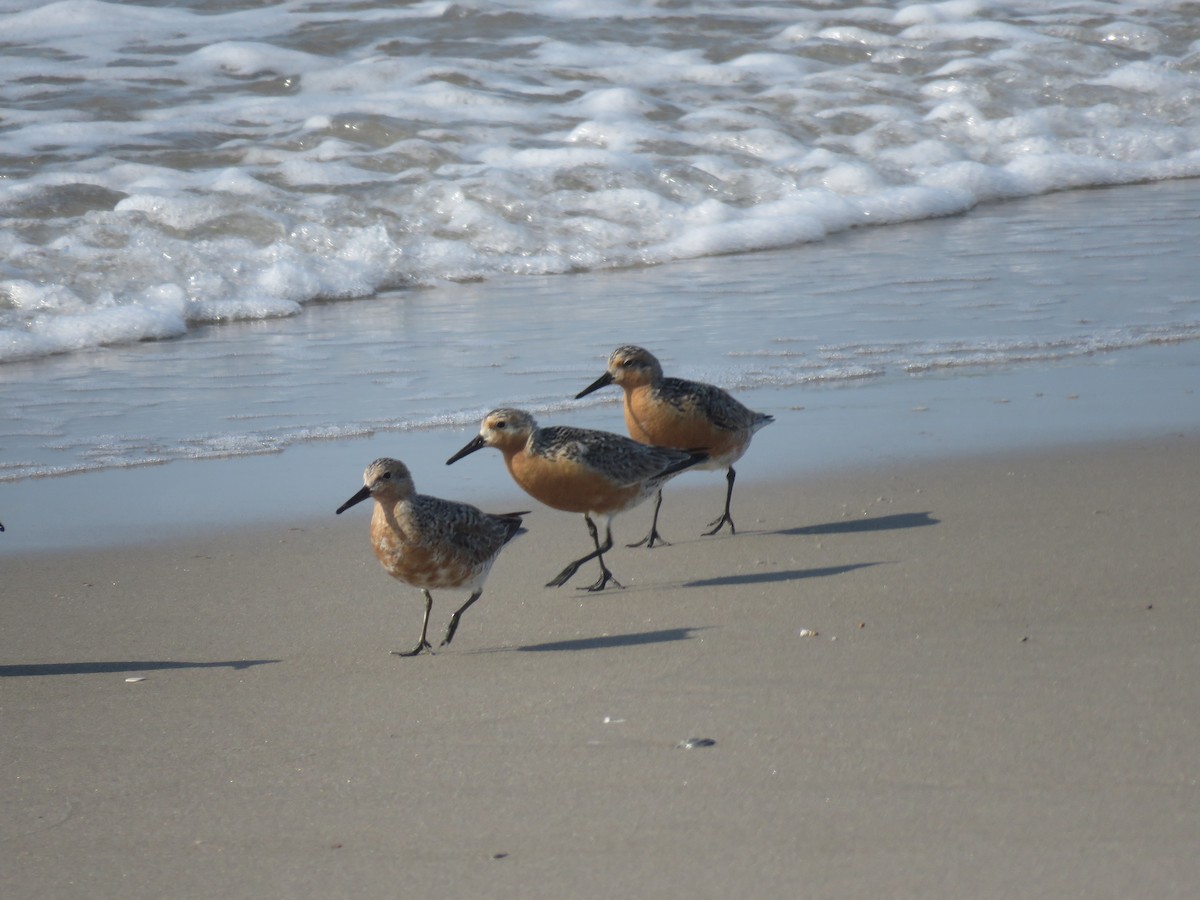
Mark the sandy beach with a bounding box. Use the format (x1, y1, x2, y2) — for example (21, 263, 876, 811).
(4, 430, 1199, 898)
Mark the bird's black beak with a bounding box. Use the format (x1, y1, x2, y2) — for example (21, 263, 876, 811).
(336, 485, 372, 515)
(446, 434, 487, 465)
(575, 371, 614, 399)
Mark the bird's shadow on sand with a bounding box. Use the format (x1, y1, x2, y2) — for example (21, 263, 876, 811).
(685, 561, 885, 588)
(514, 627, 706, 653)
(681, 512, 938, 587)
(774, 511, 940, 536)
(477, 514, 940, 652)
(0, 660, 280, 678)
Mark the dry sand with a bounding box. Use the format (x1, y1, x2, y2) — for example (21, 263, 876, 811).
(4, 433, 1199, 898)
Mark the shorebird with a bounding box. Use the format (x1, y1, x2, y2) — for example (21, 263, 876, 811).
(575, 345, 774, 547)
(336, 457, 526, 656)
(446, 408, 706, 591)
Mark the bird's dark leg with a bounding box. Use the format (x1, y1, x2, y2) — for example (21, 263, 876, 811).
(393, 589, 435, 657)
(580, 517, 621, 591)
(546, 515, 623, 591)
(441, 590, 483, 647)
(703, 467, 738, 536)
(627, 488, 670, 548)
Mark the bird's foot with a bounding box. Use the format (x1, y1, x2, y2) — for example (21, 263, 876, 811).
(579, 568, 624, 592)
(703, 512, 735, 536)
(392, 640, 433, 657)
(545, 563, 580, 588)
(627, 527, 670, 549)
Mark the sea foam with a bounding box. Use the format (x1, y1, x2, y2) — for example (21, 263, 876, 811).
(4, 0, 1200, 360)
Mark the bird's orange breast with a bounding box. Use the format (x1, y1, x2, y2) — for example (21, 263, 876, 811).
(370, 505, 473, 589)
(625, 387, 743, 457)
(506, 449, 640, 515)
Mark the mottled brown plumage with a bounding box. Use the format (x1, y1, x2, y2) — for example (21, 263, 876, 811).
(336, 457, 525, 656)
(576, 345, 773, 545)
(446, 408, 705, 591)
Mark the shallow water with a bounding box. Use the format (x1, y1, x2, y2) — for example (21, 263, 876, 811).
(3, 179, 1199, 484)
(3, 181, 1200, 552)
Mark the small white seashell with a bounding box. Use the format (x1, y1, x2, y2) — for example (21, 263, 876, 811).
(124, 676, 146, 683)
(798, 628, 819, 637)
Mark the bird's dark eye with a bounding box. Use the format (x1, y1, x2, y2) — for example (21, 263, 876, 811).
(494, 420, 506, 429)
(380, 472, 391, 480)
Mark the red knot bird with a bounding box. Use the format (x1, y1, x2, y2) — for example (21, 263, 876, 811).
(575, 345, 773, 547)
(336, 457, 526, 656)
(446, 408, 706, 591)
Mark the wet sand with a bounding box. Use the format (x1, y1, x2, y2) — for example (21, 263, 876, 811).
(4, 433, 1200, 898)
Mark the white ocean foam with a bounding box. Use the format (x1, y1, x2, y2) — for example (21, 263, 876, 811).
(3, 0, 1200, 361)
(896, 325, 1200, 373)
(2, 0, 1200, 480)
(181, 41, 328, 79)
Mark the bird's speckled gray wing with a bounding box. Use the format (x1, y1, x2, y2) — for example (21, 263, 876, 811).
(657, 376, 772, 433)
(410, 494, 524, 562)
(533, 424, 699, 486)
